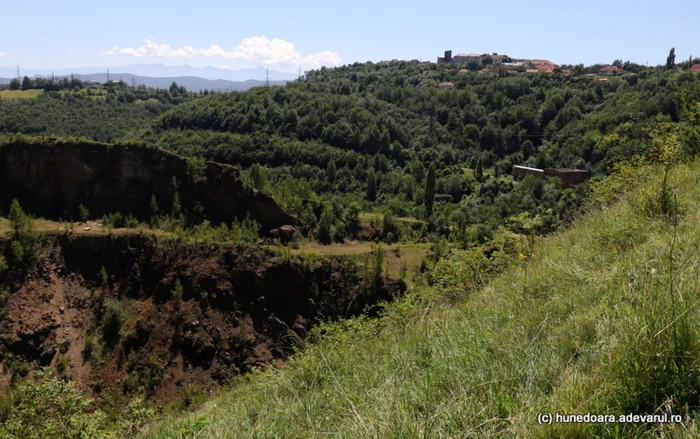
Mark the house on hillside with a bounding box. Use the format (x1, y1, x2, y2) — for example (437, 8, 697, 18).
(491, 53, 505, 64)
(522, 59, 557, 74)
(512, 165, 590, 188)
(512, 165, 545, 179)
(599, 65, 623, 76)
(439, 82, 454, 90)
(434, 193, 454, 202)
(544, 168, 590, 188)
(691, 64, 700, 73)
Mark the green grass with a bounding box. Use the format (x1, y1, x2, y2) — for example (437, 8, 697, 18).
(359, 212, 426, 227)
(144, 159, 700, 438)
(0, 89, 44, 99)
(288, 241, 431, 285)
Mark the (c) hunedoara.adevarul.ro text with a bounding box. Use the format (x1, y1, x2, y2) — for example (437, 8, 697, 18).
(537, 412, 683, 425)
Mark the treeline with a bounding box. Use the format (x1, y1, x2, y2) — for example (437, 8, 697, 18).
(0, 95, 163, 142)
(2, 58, 699, 244)
(140, 61, 700, 243)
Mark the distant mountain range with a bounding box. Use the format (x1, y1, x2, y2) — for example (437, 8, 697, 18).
(0, 64, 296, 91)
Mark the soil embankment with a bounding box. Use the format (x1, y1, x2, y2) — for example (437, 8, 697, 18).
(0, 138, 295, 232)
(0, 234, 405, 401)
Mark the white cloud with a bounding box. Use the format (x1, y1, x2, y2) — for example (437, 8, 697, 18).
(67, 49, 74, 54)
(0, 52, 6, 57)
(101, 37, 341, 69)
(101, 40, 197, 58)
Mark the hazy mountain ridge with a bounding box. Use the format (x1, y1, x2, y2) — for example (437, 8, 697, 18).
(0, 63, 294, 91)
(0, 73, 289, 92)
(0, 64, 297, 81)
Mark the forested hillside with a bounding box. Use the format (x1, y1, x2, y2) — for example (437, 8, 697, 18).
(141, 61, 699, 244)
(2, 56, 700, 438)
(0, 81, 199, 142)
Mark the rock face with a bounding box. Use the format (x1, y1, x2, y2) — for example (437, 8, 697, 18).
(0, 138, 296, 233)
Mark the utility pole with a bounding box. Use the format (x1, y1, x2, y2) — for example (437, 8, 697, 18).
(265, 68, 270, 87)
(16, 63, 20, 81)
(298, 64, 301, 80)
(132, 76, 136, 88)
(107, 69, 110, 82)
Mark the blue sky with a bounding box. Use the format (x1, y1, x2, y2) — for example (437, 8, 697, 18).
(0, 0, 697, 72)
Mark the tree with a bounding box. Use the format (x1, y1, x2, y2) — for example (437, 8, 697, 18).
(366, 168, 378, 201)
(21, 76, 34, 91)
(425, 163, 436, 218)
(667, 47, 676, 70)
(78, 204, 89, 222)
(249, 163, 267, 190)
(9, 78, 20, 91)
(467, 59, 480, 71)
(475, 158, 484, 182)
(150, 195, 160, 227)
(317, 205, 334, 245)
(481, 55, 493, 67)
(8, 199, 38, 267)
(327, 159, 337, 184)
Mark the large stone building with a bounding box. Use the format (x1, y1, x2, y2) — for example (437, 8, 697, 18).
(438, 50, 507, 65)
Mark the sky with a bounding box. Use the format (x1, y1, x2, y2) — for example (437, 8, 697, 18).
(0, 0, 698, 72)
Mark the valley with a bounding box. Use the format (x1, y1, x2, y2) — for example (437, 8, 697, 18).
(0, 46, 699, 438)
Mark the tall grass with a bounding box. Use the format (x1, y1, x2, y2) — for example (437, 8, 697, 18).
(144, 160, 700, 438)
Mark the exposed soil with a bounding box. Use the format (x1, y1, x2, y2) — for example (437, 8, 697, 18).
(0, 233, 405, 404)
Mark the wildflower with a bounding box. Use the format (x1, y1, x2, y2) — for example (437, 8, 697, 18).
(519, 253, 527, 261)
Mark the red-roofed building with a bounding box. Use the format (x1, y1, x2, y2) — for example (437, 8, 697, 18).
(439, 82, 454, 90)
(691, 64, 700, 73)
(529, 59, 558, 74)
(599, 65, 623, 76)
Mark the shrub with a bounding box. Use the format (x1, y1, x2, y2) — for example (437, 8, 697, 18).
(7, 199, 39, 267)
(101, 301, 124, 347)
(83, 335, 95, 361)
(78, 204, 90, 222)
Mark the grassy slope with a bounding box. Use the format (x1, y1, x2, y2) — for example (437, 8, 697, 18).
(0, 89, 44, 99)
(146, 161, 700, 438)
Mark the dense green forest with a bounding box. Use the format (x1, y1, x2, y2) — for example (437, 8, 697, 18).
(2, 60, 700, 246)
(0, 81, 199, 142)
(137, 60, 699, 244)
(2, 52, 700, 438)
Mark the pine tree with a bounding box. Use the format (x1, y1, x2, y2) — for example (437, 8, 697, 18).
(475, 158, 484, 182)
(150, 195, 160, 227)
(327, 159, 337, 184)
(366, 169, 377, 201)
(425, 163, 436, 218)
(667, 47, 676, 70)
(249, 163, 267, 190)
(21, 76, 34, 91)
